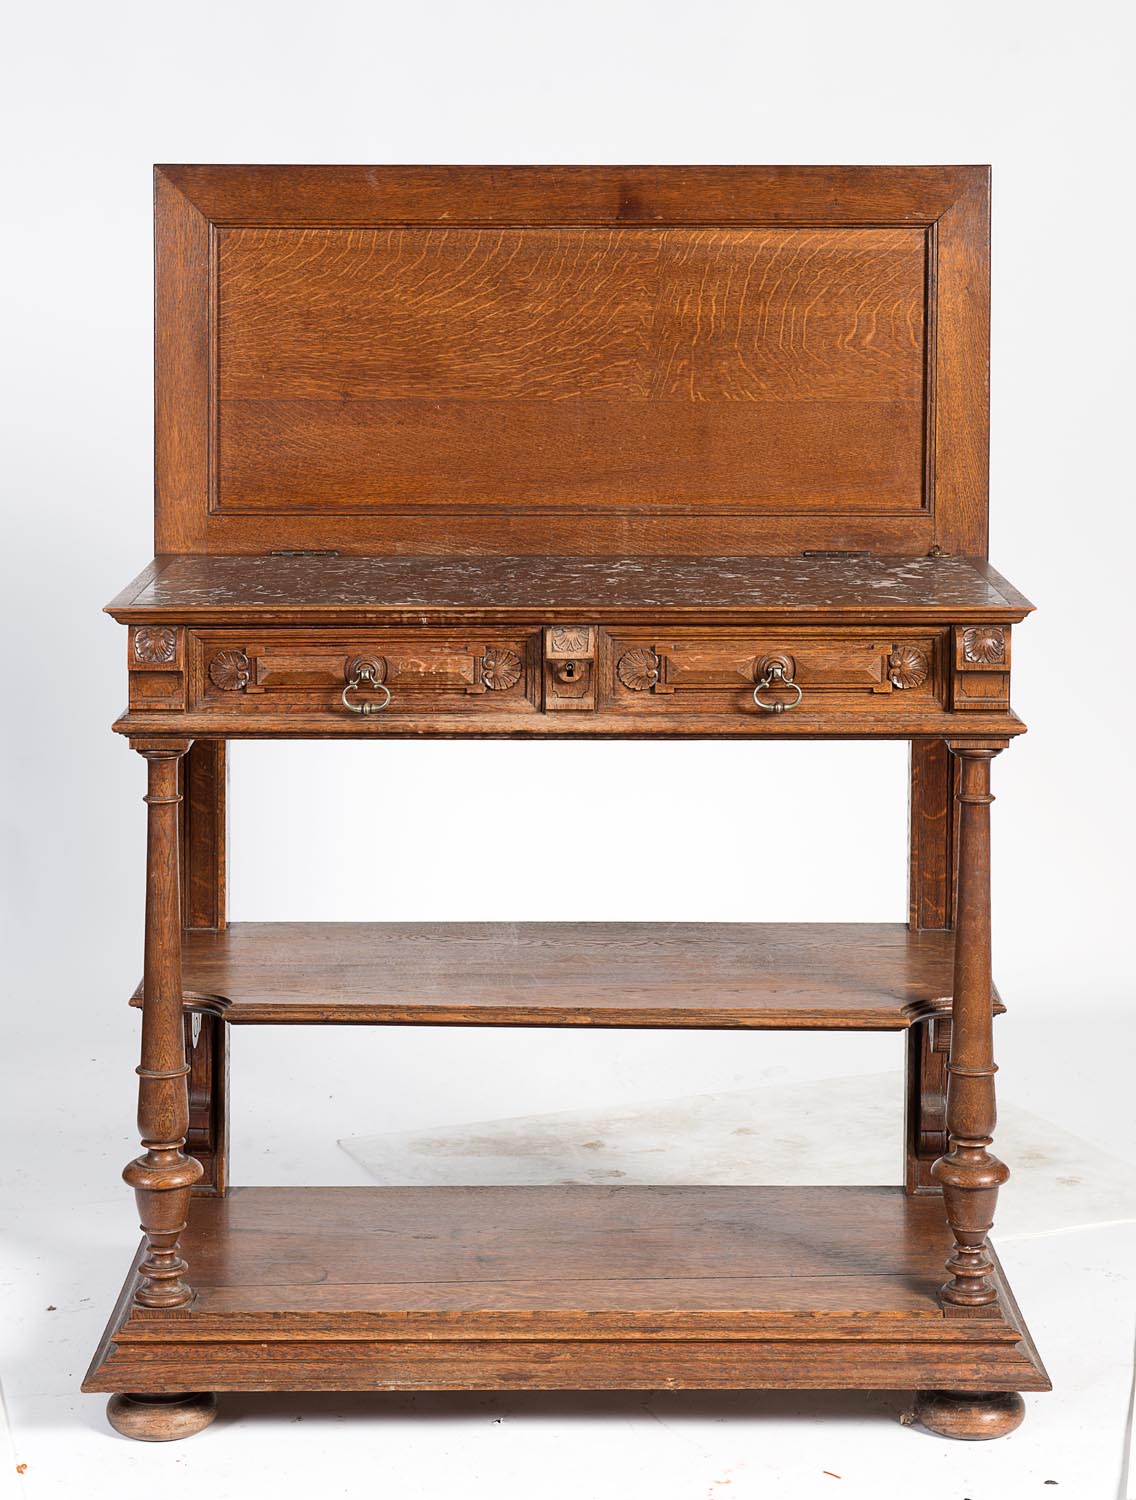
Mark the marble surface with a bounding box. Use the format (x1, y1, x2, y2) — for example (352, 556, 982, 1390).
(112, 553, 1033, 618)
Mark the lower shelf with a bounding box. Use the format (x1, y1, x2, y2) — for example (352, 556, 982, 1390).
(85, 1186, 1049, 1395)
(133, 922, 1005, 1030)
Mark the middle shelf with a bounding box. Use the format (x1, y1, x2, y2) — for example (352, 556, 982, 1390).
(134, 921, 1001, 1030)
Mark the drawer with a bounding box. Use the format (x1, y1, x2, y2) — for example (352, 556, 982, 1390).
(602, 629, 945, 715)
(189, 630, 541, 716)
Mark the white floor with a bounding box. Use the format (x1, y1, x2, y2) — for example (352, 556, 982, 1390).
(3, 1064, 1134, 1500)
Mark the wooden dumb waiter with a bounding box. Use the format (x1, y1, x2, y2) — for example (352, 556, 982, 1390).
(86, 165, 1047, 1441)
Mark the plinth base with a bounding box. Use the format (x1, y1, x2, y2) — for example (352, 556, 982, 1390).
(85, 1186, 1049, 1439)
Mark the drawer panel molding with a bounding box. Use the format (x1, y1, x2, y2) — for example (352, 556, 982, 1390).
(605, 629, 946, 716)
(189, 630, 541, 716)
(117, 621, 1017, 732)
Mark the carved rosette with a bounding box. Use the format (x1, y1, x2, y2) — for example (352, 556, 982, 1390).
(617, 648, 661, 691)
(208, 649, 252, 691)
(962, 627, 1005, 665)
(133, 626, 177, 664)
(888, 644, 929, 690)
(548, 626, 592, 655)
(481, 648, 523, 691)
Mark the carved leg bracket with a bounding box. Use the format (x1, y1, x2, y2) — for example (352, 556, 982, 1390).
(186, 1010, 229, 1197)
(181, 740, 230, 1197)
(905, 1017, 950, 1193)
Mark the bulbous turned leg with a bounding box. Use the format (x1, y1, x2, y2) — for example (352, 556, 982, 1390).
(106, 1392, 217, 1442)
(913, 1389, 1025, 1440)
(128, 747, 203, 1309)
(934, 748, 1007, 1308)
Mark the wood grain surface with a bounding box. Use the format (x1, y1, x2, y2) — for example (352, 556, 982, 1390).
(220, 227, 925, 405)
(129, 1186, 980, 1317)
(92, 164, 1043, 1436)
(83, 1186, 1050, 1394)
(151, 164, 990, 556)
(217, 226, 926, 517)
(126, 921, 1004, 1030)
(158, 163, 984, 227)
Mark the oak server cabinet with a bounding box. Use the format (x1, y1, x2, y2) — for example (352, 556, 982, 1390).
(86, 165, 1047, 1442)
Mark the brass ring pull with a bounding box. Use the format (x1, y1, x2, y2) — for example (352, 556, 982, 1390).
(752, 662, 803, 714)
(341, 667, 391, 715)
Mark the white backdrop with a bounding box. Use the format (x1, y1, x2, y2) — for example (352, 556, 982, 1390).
(3, 0, 1134, 1271)
(4, 5, 1136, 1496)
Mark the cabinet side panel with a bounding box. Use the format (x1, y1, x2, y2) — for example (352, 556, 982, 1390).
(932, 175, 990, 556)
(155, 171, 212, 553)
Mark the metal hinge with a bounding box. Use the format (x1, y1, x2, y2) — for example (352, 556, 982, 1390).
(801, 550, 870, 559)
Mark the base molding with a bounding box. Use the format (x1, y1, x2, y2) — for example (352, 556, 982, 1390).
(84, 1186, 1049, 1435)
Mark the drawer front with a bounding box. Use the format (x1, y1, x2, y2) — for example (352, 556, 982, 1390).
(602, 630, 945, 715)
(189, 630, 541, 716)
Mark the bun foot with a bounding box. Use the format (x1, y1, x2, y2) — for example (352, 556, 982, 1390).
(913, 1389, 1025, 1440)
(106, 1392, 217, 1441)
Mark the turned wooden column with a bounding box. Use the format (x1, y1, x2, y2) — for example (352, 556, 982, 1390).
(932, 748, 1008, 1307)
(123, 746, 203, 1307)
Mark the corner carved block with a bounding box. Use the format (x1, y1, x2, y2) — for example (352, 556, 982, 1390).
(953, 625, 1011, 712)
(962, 627, 1005, 665)
(208, 649, 252, 691)
(132, 625, 177, 665)
(481, 648, 522, 691)
(128, 625, 185, 710)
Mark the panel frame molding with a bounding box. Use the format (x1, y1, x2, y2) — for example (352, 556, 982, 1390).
(154, 165, 990, 559)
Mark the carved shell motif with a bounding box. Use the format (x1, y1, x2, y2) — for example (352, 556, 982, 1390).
(548, 626, 591, 655)
(962, 626, 1006, 665)
(887, 644, 929, 690)
(208, 649, 252, 691)
(481, 648, 523, 691)
(133, 626, 177, 664)
(617, 648, 661, 691)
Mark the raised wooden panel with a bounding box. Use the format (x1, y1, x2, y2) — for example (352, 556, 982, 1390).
(219, 392, 924, 517)
(152, 165, 991, 556)
(219, 227, 925, 407)
(216, 225, 925, 518)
